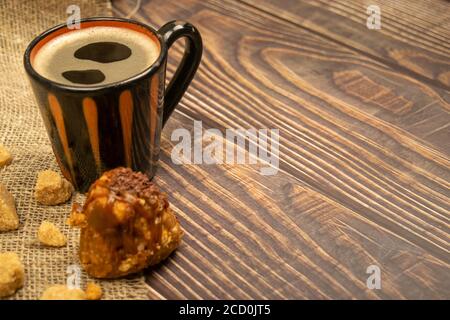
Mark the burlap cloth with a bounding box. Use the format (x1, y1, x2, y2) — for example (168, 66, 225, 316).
(0, 0, 150, 300)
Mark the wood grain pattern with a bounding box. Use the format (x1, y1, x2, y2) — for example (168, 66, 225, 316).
(112, 0, 450, 299)
(241, 0, 450, 89)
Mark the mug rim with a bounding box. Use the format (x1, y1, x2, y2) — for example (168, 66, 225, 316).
(23, 17, 166, 93)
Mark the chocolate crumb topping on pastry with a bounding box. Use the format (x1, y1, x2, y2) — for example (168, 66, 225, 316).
(104, 167, 160, 198)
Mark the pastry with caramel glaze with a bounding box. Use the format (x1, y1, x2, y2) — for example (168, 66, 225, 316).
(68, 167, 183, 278)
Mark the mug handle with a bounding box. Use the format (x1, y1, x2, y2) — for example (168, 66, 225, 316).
(158, 21, 203, 127)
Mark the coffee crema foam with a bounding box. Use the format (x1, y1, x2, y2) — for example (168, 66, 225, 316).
(33, 26, 160, 86)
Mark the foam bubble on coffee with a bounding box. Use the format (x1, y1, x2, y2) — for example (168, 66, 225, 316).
(33, 26, 160, 86)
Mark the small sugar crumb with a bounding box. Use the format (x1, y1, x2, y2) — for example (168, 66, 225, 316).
(0, 252, 25, 298)
(0, 145, 12, 168)
(37, 221, 67, 247)
(0, 183, 19, 232)
(40, 285, 86, 300)
(35, 170, 73, 205)
(85, 282, 102, 300)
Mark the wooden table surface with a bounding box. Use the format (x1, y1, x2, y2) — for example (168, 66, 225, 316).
(112, 0, 450, 299)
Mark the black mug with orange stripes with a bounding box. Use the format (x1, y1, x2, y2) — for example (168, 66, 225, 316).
(24, 17, 202, 192)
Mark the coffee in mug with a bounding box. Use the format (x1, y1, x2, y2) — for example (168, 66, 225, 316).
(33, 26, 161, 86)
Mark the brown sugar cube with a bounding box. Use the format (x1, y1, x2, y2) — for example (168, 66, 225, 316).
(85, 282, 102, 300)
(0, 145, 12, 168)
(0, 183, 19, 232)
(40, 285, 86, 300)
(68, 167, 183, 278)
(35, 170, 73, 205)
(0, 252, 25, 298)
(37, 221, 67, 247)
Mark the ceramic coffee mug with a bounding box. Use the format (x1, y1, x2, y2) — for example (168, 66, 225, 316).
(24, 17, 202, 192)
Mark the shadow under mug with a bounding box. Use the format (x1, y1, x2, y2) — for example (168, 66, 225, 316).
(24, 17, 202, 192)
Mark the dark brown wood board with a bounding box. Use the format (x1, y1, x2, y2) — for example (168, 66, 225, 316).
(112, 0, 450, 299)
